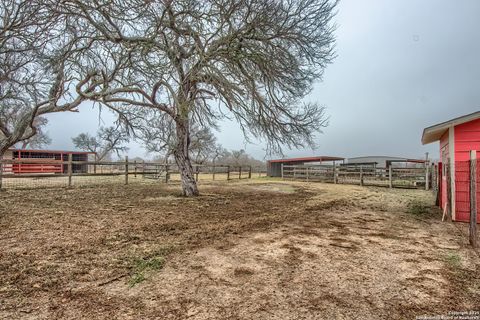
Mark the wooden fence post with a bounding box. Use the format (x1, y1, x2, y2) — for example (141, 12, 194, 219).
(125, 156, 129, 185)
(238, 166, 242, 179)
(425, 164, 430, 191)
(470, 150, 477, 247)
(142, 160, 145, 179)
(388, 166, 392, 188)
(227, 165, 230, 180)
(446, 160, 452, 221)
(360, 166, 364, 186)
(68, 154, 73, 187)
(134, 160, 137, 178)
(195, 165, 199, 182)
(213, 164, 216, 180)
(248, 166, 252, 179)
(425, 152, 430, 191)
(333, 162, 337, 184)
(281, 164, 284, 179)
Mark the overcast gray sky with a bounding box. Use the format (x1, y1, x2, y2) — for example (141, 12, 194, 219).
(45, 0, 480, 161)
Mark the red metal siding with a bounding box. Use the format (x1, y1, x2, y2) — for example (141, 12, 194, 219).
(4, 150, 91, 174)
(12, 150, 63, 174)
(454, 118, 480, 222)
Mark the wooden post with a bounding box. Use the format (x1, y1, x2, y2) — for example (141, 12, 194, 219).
(425, 163, 430, 191)
(165, 164, 169, 183)
(388, 165, 392, 188)
(425, 152, 430, 191)
(227, 165, 230, 180)
(195, 165, 199, 182)
(360, 166, 364, 186)
(248, 166, 252, 179)
(446, 160, 452, 221)
(134, 160, 137, 178)
(125, 156, 129, 185)
(239, 166, 242, 179)
(333, 162, 337, 184)
(142, 160, 145, 179)
(470, 150, 477, 247)
(213, 164, 216, 180)
(68, 154, 73, 187)
(281, 164, 284, 179)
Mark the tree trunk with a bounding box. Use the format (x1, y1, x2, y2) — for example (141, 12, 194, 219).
(173, 119, 199, 197)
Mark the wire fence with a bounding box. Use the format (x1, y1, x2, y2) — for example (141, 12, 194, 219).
(453, 160, 480, 219)
(446, 156, 480, 246)
(0, 158, 267, 190)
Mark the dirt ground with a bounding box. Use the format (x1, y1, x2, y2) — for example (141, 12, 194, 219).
(1, 179, 479, 319)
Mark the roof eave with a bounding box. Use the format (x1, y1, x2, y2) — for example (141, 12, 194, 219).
(421, 127, 449, 145)
(421, 110, 480, 144)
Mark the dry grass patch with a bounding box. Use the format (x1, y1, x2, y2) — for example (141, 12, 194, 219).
(0, 179, 479, 319)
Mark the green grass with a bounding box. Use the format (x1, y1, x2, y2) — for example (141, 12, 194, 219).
(444, 252, 462, 269)
(128, 247, 172, 287)
(406, 199, 431, 216)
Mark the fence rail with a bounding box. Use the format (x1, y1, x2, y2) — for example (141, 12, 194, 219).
(0, 158, 266, 189)
(281, 164, 432, 189)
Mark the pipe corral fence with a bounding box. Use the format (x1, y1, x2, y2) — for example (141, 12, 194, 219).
(279, 163, 436, 190)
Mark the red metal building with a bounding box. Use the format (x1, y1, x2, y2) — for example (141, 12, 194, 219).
(422, 111, 480, 222)
(1, 149, 95, 174)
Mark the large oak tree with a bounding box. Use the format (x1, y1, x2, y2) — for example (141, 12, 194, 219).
(61, 0, 336, 196)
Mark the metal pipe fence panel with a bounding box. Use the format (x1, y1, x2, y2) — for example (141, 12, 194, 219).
(282, 164, 431, 189)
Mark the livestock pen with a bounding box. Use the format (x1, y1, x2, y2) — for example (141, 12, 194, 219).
(0, 157, 266, 190)
(280, 161, 434, 190)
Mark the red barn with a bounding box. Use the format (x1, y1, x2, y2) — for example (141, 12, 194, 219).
(422, 111, 480, 222)
(1, 149, 95, 174)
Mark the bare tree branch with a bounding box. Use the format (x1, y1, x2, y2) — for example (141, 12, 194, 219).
(61, 0, 337, 196)
(72, 126, 129, 161)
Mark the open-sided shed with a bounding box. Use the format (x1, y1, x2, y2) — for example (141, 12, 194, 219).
(2, 149, 95, 174)
(422, 111, 480, 222)
(267, 156, 345, 177)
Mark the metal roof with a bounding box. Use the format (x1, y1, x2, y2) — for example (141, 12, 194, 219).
(422, 111, 480, 145)
(8, 148, 96, 155)
(348, 155, 407, 160)
(267, 156, 344, 163)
